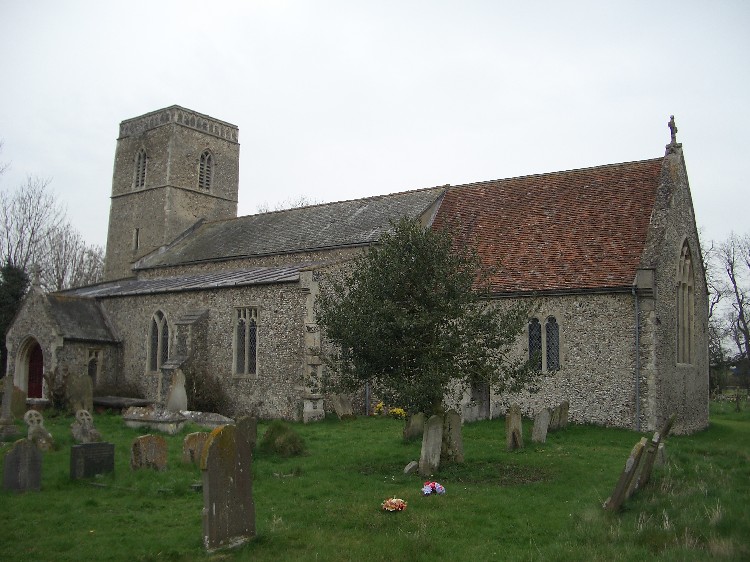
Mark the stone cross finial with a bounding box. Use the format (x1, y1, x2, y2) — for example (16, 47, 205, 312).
(668, 115, 678, 144)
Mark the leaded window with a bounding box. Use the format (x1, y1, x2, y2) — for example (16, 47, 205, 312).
(148, 311, 169, 372)
(529, 318, 542, 371)
(199, 150, 213, 190)
(235, 307, 258, 376)
(677, 242, 695, 364)
(135, 148, 147, 189)
(545, 316, 560, 371)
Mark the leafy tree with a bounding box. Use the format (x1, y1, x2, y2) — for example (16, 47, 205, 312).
(0, 262, 29, 375)
(316, 217, 535, 416)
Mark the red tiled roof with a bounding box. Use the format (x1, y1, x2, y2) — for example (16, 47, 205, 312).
(432, 158, 663, 293)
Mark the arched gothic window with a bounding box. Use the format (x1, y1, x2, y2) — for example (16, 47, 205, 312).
(677, 242, 695, 364)
(529, 316, 561, 372)
(134, 148, 147, 189)
(148, 311, 170, 372)
(198, 150, 213, 190)
(234, 307, 258, 376)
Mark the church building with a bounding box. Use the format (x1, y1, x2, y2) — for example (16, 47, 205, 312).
(5, 106, 709, 434)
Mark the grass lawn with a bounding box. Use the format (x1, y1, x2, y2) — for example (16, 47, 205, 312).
(1, 402, 748, 561)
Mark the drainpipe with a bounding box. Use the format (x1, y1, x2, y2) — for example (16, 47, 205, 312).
(632, 284, 641, 432)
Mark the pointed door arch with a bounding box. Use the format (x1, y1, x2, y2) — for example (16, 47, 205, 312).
(27, 340, 44, 398)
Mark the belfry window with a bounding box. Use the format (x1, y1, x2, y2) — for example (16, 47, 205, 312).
(148, 311, 169, 372)
(234, 307, 258, 376)
(677, 242, 695, 364)
(134, 148, 147, 189)
(198, 150, 213, 190)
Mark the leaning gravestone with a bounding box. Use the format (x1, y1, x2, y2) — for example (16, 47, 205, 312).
(66, 372, 93, 414)
(165, 370, 188, 413)
(441, 409, 464, 463)
(531, 408, 551, 443)
(3, 438, 42, 492)
(71, 410, 102, 443)
(24, 410, 54, 451)
(201, 424, 255, 552)
(182, 432, 211, 465)
(603, 437, 648, 511)
(70, 442, 115, 479)
(330, 394, 354, 419)
(506, 404, 524, 450)
(0, 375, 20, 440)
(419, 414, 443, 476)
(130, 434, 168, 471)
(403, 412, 425, 442)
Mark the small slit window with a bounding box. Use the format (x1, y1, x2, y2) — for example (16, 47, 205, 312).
(134, 148, 147, 189)
(677, 242, 695, 364)
(198, 150, 213, 190)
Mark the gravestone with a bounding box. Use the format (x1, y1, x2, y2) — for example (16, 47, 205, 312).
(11, 386, 27, 420)
(182, 432, 211, 465)
(0, 376, 20, 440)
(403, 460, 419, 474)
(330, 394, 354, 420)
(549, 404, 561, 431)
(419, 414, 443, 476)
(603, 437, 648, 511)
(24, 410, 54, 451)
(70, 442, 115, 479)
(441, 409, 464, 463)
(71, 410, 102, 443)
(531, 408, 551, 443)
(559, 400, 570, 429)
(633, 413, 675, 491)
(3, 438, 42, 492)
(66, 372, 93, 414)
(236, 416, 258, 449)
(403, 412, 425, 442)
(506, 404, 524, 450)
(201, 424, 255, 552)
(130, 434, 168, 471)
(165, 370, 188, 413)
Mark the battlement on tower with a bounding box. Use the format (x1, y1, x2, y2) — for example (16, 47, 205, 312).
(118, 105, 239, 143)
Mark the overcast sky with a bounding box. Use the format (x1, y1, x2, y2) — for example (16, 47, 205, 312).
(0, 1, 748, 249)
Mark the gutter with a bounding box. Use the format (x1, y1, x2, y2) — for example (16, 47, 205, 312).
(632, 284, 641, 432)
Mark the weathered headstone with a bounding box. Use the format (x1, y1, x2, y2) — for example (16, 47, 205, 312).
(165, 370, 188, 413)
(330, 394, 354, 420)
(549, 404, 561, 431)
(559, 400, 570, 429)
(201, 424, 255, 552)
(10, 386, 27, 420)
(603, 437, 648, 511)
(182, 432, 211, 465)
(130, 434, 168, 471)
(65, 372, 93, 414)
(71, 410, 102, 443)
(531, 408, 551, 443)
(3, 438, 42, 492)
(24, 410, 54, 451)
(441, 409, 464, 463)
(0, 376, 20, 440)
(633, 413, 676, 491)
(236, 416, 258, 449)
(403, 412, 425, 442)
(403, 460, 419, 474)
(419, 414, 443, 476)
(506, 404, 524, 450)
(70, 442, 115, 479)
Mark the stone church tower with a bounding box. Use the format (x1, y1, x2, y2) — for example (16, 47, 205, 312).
(103, 106, 240, 280)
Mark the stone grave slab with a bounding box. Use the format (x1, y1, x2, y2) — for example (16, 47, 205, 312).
(131, 434, 168, 471)
(603, 437, 648, 511)
(3, 439, 42, 492)
(182, 432, 211, 465)
(419, 414, 443, 476)
(330, 394, 354, 419)
(71, 410, 102, 443)
(403, 412, 425, 442)
(441, 409, 464, 463)
(506, 404, 524, 450)
(70, 442, 115, 479)
(531, 408, 551, 443)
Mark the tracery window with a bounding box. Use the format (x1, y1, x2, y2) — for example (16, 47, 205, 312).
(148, 311, 169, 372)
(529, 315, 561, 372)
(234, 307, 258, 376)
(134, 148, 147, 189)
(198, 150, 213, 190)
(677, 242, 695, 364)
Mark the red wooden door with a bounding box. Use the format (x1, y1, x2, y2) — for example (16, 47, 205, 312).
(28, 343, 43, 398)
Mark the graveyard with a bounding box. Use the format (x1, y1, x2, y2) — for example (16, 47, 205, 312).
(0, 400, 748, 561)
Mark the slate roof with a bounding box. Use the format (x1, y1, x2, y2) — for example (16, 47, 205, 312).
(432, 158, 663, 294)
(135, 187, 445, 269)
(46, 295, 117, 342)
(63, 263, 319, 298)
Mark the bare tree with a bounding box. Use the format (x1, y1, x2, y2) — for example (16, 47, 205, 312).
(41, 223, 104, 291)
(256, 194, 322, 214)
(714, 233, 750, 362)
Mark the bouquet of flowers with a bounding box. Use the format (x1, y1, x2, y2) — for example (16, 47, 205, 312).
(422, 481, 446, 495)
(381, 497, 407, 512)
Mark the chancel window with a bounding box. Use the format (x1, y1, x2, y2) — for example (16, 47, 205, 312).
(148, 311, 169, 372)
(198, 150, 213, 190)
(134, 148, 147, 189)
(677, 242, 695, 364)
(529, 316, 561, 372)
(234, 307, 258, 376)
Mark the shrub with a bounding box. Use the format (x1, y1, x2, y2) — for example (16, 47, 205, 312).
(259, 420, 306, 457)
